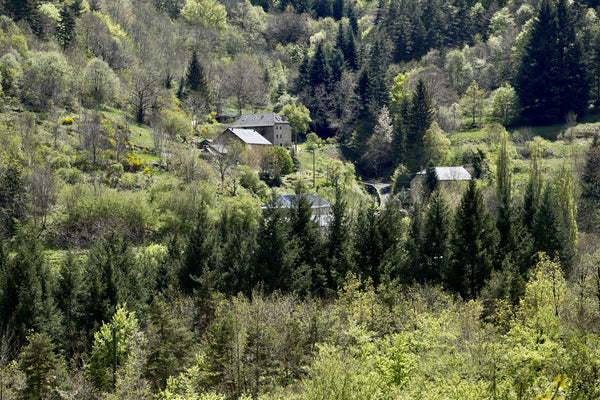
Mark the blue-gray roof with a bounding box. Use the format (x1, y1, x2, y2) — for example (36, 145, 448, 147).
(231, 113, 289, 128)
(272, 193, 330, 208)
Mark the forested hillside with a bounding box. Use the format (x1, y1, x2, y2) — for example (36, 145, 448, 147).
(3, 0, 600, 397)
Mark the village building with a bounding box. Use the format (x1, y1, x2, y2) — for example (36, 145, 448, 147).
(411, 166, 472, 202)
(229, 112, 292, 147)
(263, 193, 332, 228)
(215, 127, 272, 151)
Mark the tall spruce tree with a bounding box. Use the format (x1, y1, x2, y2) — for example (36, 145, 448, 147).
(185, 51, 209, 98)
(405, 79, 434, 172)
(421, 189, 450, 284)
(449, 181, 498, 299)
(515, 0, 588, 124)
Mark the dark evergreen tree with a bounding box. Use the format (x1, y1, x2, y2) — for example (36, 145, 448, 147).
(333, 0, 344, 20)
(145, 297, 197, 392)
(314, 0, 332, 18)
(405, 203, 425, 282)
(515, 0, 588, 124)
(56, 252, 86, 358)
(19, 333, 66, 400)
(324, 188, 355, 289)
(309, 42, 330, 87)
(347, 3, 359, 35)
(0, 234, 61, 347)
(84, 234, 140, 329)
(185, 51, 209, 98)
(449, 181, 498, 299)
(423, 164, 439, 202)
(421, 189, 450, 284)
(289, 194, 325, 295)
(254, 205, 297, 292)
(405, 79, 434, 172)
(56, 0, 83, 50)
(496, 129, 515, 259)
(217, 206, 258, 295)
(532, 185, 567, 265)
(367, 41, 389, 110)
(353, 201, 384, 285)
(180, 204, 220, 293)
(5, 0, 39, 23)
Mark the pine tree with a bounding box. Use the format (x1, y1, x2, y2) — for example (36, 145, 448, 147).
(421, 189, 450, 284)
(532, 185, 565, 264)
(254, 204, 297, 292)
(405, 79, 433, 172)
(353, 201, 384, 284)
(515, 0, 588, 124)
(180, 203, 220, 293)
(19, 333, 66, 400)
(56, 0, 82, 50)
(324, 187, 355, 289)
(185, 51, 209, 98)
(449, 181, 498, 299)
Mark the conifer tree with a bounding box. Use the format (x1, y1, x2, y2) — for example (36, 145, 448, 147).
(180, 203, 220, 293)
(324, 187, 355, 289)
(449, 181, 498, 299)
(422, 189, 450, 284)
(185, 51, 209, 99)
(532, 185, 566, 264)
(515, 0, 588, 123)
(405, 79, 433, 172)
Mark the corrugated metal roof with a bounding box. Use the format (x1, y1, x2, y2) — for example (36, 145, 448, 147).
(415, 166, 471, 181)
(227, 128, 272, 145)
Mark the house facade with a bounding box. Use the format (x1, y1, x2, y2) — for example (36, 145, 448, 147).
(230, 113, 292, 147)
(216, 127, 272, 151)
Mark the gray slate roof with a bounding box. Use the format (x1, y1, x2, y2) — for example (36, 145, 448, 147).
(271, 194, 330, 209)
(415, 166, 471, 181)
(231, 113, 289, 128)
(226, 128, 272, 145)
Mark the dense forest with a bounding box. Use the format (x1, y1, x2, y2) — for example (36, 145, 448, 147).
(3, 0, 600, 397)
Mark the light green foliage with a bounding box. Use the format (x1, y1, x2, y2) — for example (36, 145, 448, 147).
(0, 52, 21, 94)
(445, 49, 473, 94)
(81, 58, 120, 108)
(280, 103, 311, 137)
(21, 51, 73, 111)
(389, 72, 410, 116)
(305, 132, 323, 150)
(38, 3, 60, 22)
(460, 81, 486, 127)
(553, 160, 577, 271)
(490, 84, 520, 126)
(517, 255, 569, 338)
(57, 184, 158, 246)
(489, 7, 515, 35)
(89, 305, 145, 390)
(422, 121, 450, 165)
(181, 0, 227, 29)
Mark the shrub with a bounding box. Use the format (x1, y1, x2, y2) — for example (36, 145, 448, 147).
(122, 152, 142, 172)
